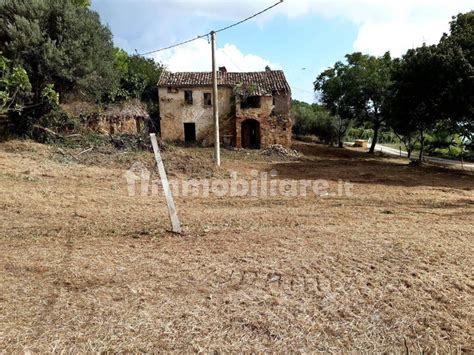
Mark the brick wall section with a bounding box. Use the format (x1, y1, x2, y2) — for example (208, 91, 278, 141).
(234, 94, 292, 148)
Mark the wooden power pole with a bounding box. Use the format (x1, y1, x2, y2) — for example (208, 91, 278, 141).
(210, 31, 221, 166)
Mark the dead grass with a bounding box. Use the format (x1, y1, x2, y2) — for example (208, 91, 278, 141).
(0, 139, 473, 352)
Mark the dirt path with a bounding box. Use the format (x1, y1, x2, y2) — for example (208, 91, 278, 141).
(0, 140, 473, 352)
(373, 143, 474, 171)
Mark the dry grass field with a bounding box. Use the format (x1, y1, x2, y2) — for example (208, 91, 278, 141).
(1, 139, 473, 352)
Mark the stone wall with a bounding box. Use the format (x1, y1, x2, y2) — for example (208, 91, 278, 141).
(159, 86, 292, 148)
(62, 100, 148, 135)
(235, 94, 292, 148)
(84, 114, 143, 135)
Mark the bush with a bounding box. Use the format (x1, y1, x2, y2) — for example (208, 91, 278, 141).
(32, 108, 80, 143)
(292, 100, 338, 144)
(313, 115, 337, 145)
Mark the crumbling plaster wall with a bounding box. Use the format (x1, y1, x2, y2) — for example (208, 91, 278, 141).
(159, 87, 292, 148)
(159, 86, 234, 144)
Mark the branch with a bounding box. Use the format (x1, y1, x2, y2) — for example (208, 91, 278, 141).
(33, 124, 63, 138)
(6, 87, 19, 110)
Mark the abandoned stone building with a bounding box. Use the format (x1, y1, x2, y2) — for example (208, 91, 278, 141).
(157, 68, 292, 148)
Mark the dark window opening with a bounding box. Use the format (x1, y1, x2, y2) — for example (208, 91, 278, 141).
(184, 123, 196, 142)
(203, 93, 212, 106)
(241, 119, 260, 149)
(240, 96, 260, 109)
(184, 90, 193, 104)
(167, 86, 178, 93)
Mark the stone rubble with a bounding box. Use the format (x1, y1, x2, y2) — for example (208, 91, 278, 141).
(260, 144, 300, 157)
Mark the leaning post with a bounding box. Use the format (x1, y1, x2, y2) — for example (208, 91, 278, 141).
(150, 133, 181, 234)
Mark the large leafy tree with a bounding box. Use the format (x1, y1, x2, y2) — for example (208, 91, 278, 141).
(343, 52, 393, 153)
(314, 62, 355, 148)
(110, 49, 163, 129)
(0, 0, 118, 103)
(438, 11, 474, 142)
(111, 49, 163, 103)
(388, 45, 447, 162)
(315, 53, 392, 153)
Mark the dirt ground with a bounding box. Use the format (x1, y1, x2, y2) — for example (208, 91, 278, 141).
(0, 139, 473, 352)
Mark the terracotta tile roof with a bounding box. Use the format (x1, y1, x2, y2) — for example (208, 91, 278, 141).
(157, 70, 291, 96)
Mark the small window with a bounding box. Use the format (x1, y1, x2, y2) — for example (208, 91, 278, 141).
(203, 93, 212, 106)
(167, 86, 178, 93)
(184, 90, 193, 104)
(241, 96, 260, 109)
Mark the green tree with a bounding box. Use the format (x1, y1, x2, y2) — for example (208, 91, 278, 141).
(343, 52, 393, 153)
(291, 100, 338, 145)
(71, 0, 91, 7)
(315, 53, 393, 152)
(291, 100, 317, 136)
(0, 0, 118, 103)
(314, 63, 354, 147)
(0, 54, 31, 114)
(110, 49, 164, 102)
(438, 11, 474, 142)
(109, 50, 163, 130)
(388, 45, 447, 162)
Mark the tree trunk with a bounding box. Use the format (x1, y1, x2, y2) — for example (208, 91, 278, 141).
(407, 148, 412, 159)
(337, 130, 344, 148)
(418, 129, 425, 162)
(368, 124, 380, 154)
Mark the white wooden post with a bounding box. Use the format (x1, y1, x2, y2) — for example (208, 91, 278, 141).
(150, 133, 181, 234)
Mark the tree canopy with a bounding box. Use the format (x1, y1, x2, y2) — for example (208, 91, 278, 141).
(438, 12, 474, 140)
(314, 52, 392, 152)
(315, 10, 474, 162)
(0, 0, 118, 102)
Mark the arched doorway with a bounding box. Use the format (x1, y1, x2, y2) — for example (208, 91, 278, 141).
(241, 119, 260, 149)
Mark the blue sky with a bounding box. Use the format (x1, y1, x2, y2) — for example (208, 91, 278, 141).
(91, 0, 473, 103)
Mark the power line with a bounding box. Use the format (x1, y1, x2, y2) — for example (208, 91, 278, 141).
(221, 49, 243, 71)
(292, 87, 315, 94)
(214, 0, 283, 35)
(140, 34, 208, 56)
(139, 0, 283, 56)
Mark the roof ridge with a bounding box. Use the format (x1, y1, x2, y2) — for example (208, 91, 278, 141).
(160, 70, 284, 74)
(157, 70, 291, 95)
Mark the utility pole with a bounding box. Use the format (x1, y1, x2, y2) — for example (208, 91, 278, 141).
(210, 31, 221, 166)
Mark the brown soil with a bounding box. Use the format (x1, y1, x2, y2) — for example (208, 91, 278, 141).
(0, 140, 473, 352)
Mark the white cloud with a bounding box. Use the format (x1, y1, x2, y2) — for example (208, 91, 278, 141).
(139, 0, 472, 57)
(353, 19, 450, 56)
(152, 38, 279, 72)
(96, 0, 472, 58)
(244, 0, 472, 56)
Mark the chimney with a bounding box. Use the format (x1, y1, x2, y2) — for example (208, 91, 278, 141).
(265, 65, 271, 72)
(219, 66, 227, 73)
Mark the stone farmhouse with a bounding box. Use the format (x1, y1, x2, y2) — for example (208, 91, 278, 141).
(157, 67, 292, 149)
